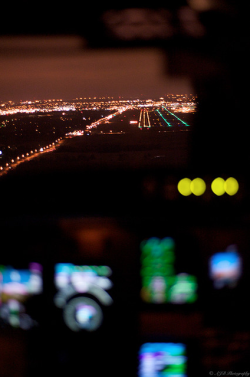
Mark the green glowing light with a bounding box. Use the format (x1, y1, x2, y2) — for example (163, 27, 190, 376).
(162, 106, 190, 127)
(169, 274, 198, 303)
(177, 178, 192, 196)
(190, 178, 206, 196)
(140, 237, 197, 304)
(156, 109, 172, 127)
(161, 237, 175, 251)
(211, 177, 225, 196)
(225, 177, 239, 196)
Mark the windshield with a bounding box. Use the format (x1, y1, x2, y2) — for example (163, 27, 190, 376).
(0, 39, 197, 177)
(0, 86, 197, 175)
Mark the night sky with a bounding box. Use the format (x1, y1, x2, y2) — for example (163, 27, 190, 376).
(0, 36, 193, 102)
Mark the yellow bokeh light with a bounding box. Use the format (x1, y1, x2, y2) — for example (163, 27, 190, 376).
(177, 178, 192, 196)
(190, 178, 206, 196)
(225, 177, 239, 196)
(211, 177, 225, 196)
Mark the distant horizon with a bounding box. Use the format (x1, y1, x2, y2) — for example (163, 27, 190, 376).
(0, 93, 197, 104)
(0, 41, 194, 103)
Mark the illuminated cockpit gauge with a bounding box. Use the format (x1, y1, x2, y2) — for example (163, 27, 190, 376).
(63, 296, 103, 332)
(209, 245, 242, 289)
(140, 237, 197, 304)
(54, 264, 113, 332)
(138, 342, 187, 377)
(0, 263, 43, 329)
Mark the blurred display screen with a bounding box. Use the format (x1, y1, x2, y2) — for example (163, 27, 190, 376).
(209, 245, 242, 289)
(138, 342, 187, 377)
(54, 263, 113, 331)
(0, 263, 42, 329)
(140, 237, 197, 304)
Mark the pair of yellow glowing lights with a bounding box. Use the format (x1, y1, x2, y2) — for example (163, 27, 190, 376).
(178, 177, 239, 197)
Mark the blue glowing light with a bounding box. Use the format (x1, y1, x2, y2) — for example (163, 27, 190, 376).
(54, 264, 113, 331)
(139, 342, 187, 377)
(209, 246, 242, 288)
(0, 264, 43, 329)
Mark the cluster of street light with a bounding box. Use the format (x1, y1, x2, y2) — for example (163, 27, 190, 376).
(0, 137, 63, 176)
(65, 130, 84, 137)
(86, 106, 131, 130)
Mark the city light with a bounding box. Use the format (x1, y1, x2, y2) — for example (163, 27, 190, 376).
(0, 95, 197, 177)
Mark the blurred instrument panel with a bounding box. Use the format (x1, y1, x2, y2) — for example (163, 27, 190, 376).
(1, 199, 250, 376)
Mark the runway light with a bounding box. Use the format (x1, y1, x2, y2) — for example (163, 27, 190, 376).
(190, 178, 206, 196)
(211, 177, 225, 196)
(225, 177, 239, 196)
(177, 178, 192, 196)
